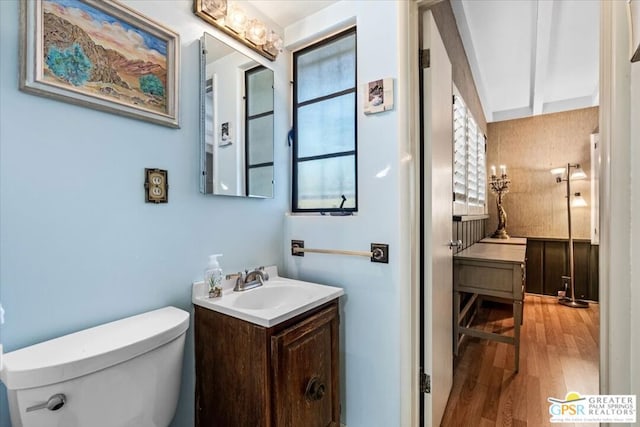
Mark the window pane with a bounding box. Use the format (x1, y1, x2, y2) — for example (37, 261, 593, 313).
(247, 68, 273, 116)
(297, 93, 355, 158)
(296, 155, 356, 210)
(247, 114, 273, 165)
(296, 32, 356, 103)
(248, 166, 273, 198)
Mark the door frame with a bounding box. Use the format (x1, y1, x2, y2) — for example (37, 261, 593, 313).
(597, 0, 632, 398)
(402, 1, 632, 426)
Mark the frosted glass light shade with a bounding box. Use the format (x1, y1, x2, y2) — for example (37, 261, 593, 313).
(263, 31, 283, 57)
(550, 167, 565, 175)
(572, 193, 587, 207)
(202, 0, 227, 19)
(246, 19, 267, 45)
(570, 166, 587, 180)
(226, 4, 247, 34)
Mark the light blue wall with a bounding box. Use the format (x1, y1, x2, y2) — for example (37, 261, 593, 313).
(0, 1, 288, 426)
(283, 2, 412, 426)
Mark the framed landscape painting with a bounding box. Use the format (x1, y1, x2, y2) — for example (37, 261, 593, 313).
(20, 0, 180, 128)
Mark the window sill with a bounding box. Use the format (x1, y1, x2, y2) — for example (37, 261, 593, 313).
(452, 214, 489, 222)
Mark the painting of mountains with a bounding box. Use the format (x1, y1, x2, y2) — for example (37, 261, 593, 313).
(20, 0, 179, 127)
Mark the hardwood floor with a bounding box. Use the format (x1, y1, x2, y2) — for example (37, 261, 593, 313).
(441, 294, 599, 427)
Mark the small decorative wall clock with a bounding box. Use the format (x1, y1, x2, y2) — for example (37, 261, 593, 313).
(144, 168, 168, 203)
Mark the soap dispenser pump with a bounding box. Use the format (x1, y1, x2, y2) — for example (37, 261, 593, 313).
(205, 254, 223, 298)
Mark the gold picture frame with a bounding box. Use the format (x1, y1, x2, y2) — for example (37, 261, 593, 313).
(20, 0, 180, 128)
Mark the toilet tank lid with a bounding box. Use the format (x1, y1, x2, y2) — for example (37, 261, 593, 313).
(0, 306, 189, 390)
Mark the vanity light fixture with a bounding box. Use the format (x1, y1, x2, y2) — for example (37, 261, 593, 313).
(194, 0, 282, 61)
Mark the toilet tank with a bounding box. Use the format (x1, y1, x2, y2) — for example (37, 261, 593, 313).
(0, 306, 189, 427)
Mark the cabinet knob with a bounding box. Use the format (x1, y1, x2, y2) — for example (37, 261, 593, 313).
(305, 377, 326, 401)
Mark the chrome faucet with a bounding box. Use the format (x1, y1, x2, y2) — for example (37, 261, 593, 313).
(231, 267, 269, 292)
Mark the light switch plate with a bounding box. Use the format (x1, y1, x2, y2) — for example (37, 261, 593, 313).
(144, 168, 168, 203)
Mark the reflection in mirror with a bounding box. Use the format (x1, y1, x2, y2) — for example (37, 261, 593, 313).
(200, 32, 274, 198)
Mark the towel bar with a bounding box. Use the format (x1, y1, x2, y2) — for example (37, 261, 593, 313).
(290, 240, 388, 263)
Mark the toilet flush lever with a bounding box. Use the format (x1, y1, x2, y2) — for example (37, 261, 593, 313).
(26, 393, 66, 412)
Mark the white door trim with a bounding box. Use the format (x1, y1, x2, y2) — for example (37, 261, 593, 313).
(598, 0, 632, 397)
(398, 1, 421, 427)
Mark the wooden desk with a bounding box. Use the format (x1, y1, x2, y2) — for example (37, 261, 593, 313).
(453, 243, 527, 372)
(479, 236, 527, 245)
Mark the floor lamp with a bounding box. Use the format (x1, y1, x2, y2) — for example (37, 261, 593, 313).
(552, 163, 589, 308)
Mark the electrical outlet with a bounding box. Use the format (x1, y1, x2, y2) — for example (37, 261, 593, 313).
(144, 168, 168, 204)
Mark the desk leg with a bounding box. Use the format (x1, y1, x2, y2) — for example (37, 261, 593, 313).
(513, 300, 522, 372)
(453, 290, 460, 356)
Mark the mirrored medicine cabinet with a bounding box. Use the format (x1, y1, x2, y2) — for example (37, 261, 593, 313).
(199, 32, 275, 198)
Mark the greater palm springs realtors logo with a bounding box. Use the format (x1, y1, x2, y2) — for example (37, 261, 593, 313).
(548, 392, 636, 423)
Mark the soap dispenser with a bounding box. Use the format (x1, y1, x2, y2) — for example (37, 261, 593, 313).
(205, 254, 223, 298)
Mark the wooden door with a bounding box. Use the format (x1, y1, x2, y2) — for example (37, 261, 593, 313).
(421, 9, 454, 427)
(271, 305, 339, 427)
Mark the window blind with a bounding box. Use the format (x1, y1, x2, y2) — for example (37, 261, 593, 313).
(452, 93, 487, 216)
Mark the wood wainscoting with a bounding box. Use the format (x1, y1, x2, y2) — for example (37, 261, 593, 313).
(452, 216, 489, 253)
(525, 238, 599, 301)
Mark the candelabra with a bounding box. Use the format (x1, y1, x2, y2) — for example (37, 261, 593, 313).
(489, 165, 511, 239)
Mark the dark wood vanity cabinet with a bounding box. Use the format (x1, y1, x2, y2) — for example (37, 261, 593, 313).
(194, 301, 340, 427)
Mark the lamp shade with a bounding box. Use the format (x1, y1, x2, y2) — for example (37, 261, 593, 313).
(571, 192, 587, 207)
(570, 166, 587, 180)
(550, 167, 565, 175)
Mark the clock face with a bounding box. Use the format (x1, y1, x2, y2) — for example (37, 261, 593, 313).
(145, 169, 168, 203)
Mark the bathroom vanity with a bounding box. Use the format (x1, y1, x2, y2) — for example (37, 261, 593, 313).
(193, 273, 343, 427)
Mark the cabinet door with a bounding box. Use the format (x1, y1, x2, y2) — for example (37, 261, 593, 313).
(271, 305, 339, 427)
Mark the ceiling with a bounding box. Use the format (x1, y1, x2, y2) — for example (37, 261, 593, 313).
(246, 0, 600, 123)
(246, 0, 338, 28)
(451, 0, 600, 122)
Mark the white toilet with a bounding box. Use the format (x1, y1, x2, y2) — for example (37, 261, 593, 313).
(0, 306, 189, 427)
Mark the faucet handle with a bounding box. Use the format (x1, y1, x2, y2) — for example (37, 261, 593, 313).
(254, 266, 269, 280)
(225, 272, 242, 280)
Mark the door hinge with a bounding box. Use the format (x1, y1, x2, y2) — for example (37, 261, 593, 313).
(420, 49, 430, 69)
(420, 370, 431, 394)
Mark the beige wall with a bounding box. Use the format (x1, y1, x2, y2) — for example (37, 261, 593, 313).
(432, 0, 486, 131)
(486, 107, 599, 239)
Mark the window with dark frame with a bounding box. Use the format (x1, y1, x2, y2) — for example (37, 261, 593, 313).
(292, 28, 357, 213)
(245, 65, 274, 198)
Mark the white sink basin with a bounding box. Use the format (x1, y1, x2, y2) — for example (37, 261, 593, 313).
(232, 283, 315, 310)
(192, 274, 344, 327)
